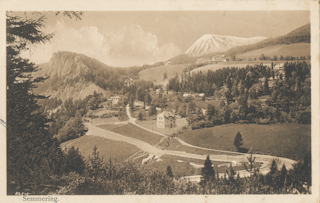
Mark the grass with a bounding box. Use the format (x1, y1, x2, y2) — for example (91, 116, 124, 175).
(179, 123, 311, 161)
(99, 123, 126, 131)
(61, 135, 140, 163)
(109, 123, 164, 145)
(138, 64, 190, 82)
(237, 43, 310, 60)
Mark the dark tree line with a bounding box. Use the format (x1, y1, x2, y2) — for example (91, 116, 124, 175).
(6, 11, 86, 194)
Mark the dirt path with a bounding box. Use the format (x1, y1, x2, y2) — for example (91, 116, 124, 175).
(128, 105, 296, 169)
(85, 122, 294, 176)
(82, 105, 296, 177)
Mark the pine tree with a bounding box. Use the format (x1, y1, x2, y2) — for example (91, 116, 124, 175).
(7, 13, 60, 193)
(234, 131, 243, 152)
(201, 155, 215, 184)
(87, 146, 105, 180)
(64, 146, 86, 175)
(166, 165, 173, 178)
(6, 12, 82, 194)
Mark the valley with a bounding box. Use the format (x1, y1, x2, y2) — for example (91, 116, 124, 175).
(7, 10, 315, 196)
(65, 104, 298, 180)
(50, 26, 311, 182)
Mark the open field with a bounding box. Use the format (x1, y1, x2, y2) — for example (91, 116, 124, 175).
(61, 135, 140, 163)
(190, 58, 310, 74)
(236, 43, 310, 60)
(98, 123, 126, 131)
(136, 118, 188, 136)
(138, 64, 190, 82)
(142, 155, 198, 177)
(179, 123, 311, 161)
(109, 123, 164, 145)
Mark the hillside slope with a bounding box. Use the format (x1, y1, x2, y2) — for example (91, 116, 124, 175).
(225, 24, 310, 57)
(236, 43, 310, 60)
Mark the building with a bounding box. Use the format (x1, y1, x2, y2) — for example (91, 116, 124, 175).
(164, 61, 172, 66)
(156, 111, 176, 128)
(195, 58, 211, 64)
(134, 100, 144, 108)
(181, 175, 202, 183)
(201, 108, 207, 116)
(212, 54, 230, 62)
(109, 96, 121, 105)
(124, 78, 133, 87)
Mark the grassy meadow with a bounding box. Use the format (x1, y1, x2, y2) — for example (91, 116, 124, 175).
(236, 43, 310, 60)
(138, 64, 190, 82)
(107, 123, 164, 145)
(61, 135, 140, 163)
(179, 123, 311, 161)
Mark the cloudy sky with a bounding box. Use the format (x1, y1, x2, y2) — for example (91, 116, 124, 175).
(17, 11, 309, 67)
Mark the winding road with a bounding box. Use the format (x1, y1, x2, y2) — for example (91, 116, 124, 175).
(83, 104, 296, 177)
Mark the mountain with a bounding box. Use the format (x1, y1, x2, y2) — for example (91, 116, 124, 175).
(185, 34, 267, 56)
(225, 23, 310, 57)
(34, 51, 116, 101)
(34, 51, 113, 79)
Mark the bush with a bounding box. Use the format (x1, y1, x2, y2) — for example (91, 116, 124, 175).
(191, 120, 214, 129)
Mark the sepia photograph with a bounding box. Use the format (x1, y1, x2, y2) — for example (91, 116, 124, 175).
(2, 0, 319, 203)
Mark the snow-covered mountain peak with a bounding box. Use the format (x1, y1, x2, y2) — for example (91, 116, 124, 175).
(186, 34, 267, 56)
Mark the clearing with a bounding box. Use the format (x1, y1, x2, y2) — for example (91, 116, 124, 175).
(179, 123, 311, 161)
(138, 64, 190, 84)
(104, 123, 164, 146)
(236, 43, 310, 60)
(61, 135, 140, 163)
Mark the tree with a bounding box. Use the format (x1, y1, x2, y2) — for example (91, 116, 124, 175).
(138, 110, 145, 121)
(201, 155, 215, 184)
(144, 93, 152, 106)
(148, 105, 157, 116)
(64, 146, 86, 175)
(166, 165, 173, 178)
(263, 77, 269, 95)
(259, 54, 266, 61)
(206, 104, 215, 120)
(87, 146, 105, 180)
(6, 12, 82, 194)
(163, 72, 168, 80)
(234, 131, 243, 151)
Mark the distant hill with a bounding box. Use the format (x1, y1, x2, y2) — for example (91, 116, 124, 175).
(167, 24, 310, 64)
(138, 63, 191, 86)
(186, 34, 266, 56)
(225, 24, 310, 57)
(34, 51, 114, 79)
(33, 51, 118, 101)
(236, 43, 310, 60)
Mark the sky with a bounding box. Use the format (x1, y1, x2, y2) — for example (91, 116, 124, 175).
(17, 11, 310, 67)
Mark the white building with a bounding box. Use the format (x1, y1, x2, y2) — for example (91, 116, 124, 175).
(157, 111, 175, 128)
(109, 96, 121, 105)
